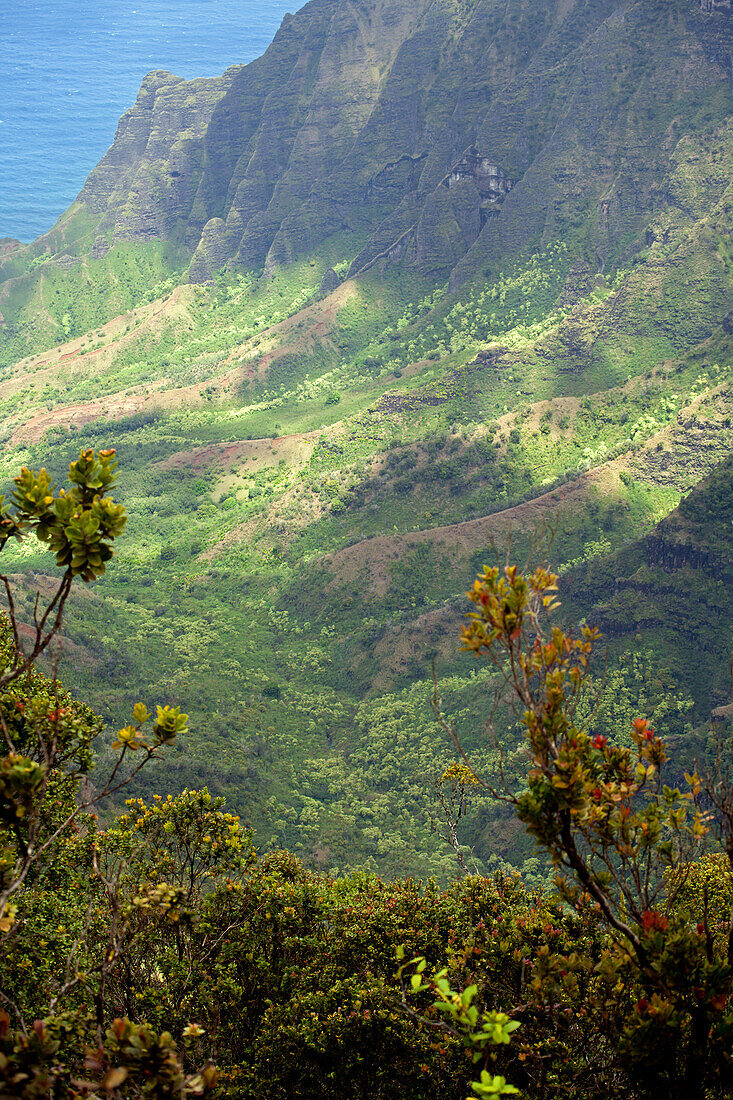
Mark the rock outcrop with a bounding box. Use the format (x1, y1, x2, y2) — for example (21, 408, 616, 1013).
(318, 267, 342, 297)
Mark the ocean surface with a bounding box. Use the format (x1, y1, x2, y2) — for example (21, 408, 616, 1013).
(0, 0, 294, 243)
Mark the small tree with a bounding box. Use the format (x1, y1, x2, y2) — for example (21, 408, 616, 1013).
(457, 562, 732, 1099)
(430, 762, 481, 876)
(0, 450, 216, 1097)
(0, 448, 125, 688)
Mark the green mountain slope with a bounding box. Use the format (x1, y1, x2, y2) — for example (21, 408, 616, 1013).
(0, 0, 732, 879)
(568, 449, 733, 718)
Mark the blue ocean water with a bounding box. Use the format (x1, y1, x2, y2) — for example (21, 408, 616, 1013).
(0, 0, 295, 242)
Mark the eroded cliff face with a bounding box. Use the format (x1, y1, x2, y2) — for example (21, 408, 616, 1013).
(52, 0, 733, 282)
(80, 69, 233, 247)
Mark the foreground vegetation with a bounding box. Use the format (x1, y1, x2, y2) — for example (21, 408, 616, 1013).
(0, 0, 732, 886)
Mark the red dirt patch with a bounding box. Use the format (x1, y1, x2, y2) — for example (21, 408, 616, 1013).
(10, 393, 150, 445)
(160, 431, 320, 475)
(323, 468, 622, 598)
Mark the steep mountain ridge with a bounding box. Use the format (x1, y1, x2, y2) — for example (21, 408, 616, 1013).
(131, 0, 733, 284)
(5, 0, 733, 296)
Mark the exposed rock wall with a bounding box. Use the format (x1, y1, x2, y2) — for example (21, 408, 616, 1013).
(645, 531, 733, 582)
(700, 0, 733, 14)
